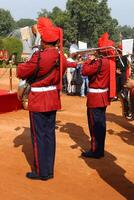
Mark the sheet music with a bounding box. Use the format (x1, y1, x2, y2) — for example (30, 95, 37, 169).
(122, 39, 133, 56)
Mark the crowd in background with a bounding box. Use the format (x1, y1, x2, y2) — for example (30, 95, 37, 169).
(62, 52, 89, 97)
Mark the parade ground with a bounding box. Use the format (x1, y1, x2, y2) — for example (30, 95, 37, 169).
(0, 69, 134, 200)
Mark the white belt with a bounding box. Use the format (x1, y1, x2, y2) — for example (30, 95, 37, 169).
(88, 88, 108, 93)
(31, 86, 57, 92)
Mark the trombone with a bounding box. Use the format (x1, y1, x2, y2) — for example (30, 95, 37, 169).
(70, 45, 124, 66)
(70, 46, 121, 57)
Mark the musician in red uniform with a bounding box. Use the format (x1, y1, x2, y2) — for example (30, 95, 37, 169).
(81, 32, 116, 158)
(17, 17, 77, 180)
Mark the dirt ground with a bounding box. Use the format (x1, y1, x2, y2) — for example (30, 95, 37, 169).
(0, 68, 134, 200)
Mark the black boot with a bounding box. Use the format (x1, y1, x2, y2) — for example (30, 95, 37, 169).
(81, 150, 104, 159)
(26, 172, 54, 181)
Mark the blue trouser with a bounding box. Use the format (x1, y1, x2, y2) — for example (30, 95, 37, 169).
(80, 77, 89, 96)
(29, 111, 56, 177)
(87, 107, 106, 155)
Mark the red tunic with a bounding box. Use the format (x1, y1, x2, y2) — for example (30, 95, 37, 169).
(82, 58, 110, 108)
(17, 47, 77, 112)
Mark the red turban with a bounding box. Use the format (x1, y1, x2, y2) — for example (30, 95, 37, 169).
(37, 17, 53, 30)
(98, 32, 115, 56)
(37, 17, 60, 43)
(98, 32, 109, 47)
(40, 27, 60, 43)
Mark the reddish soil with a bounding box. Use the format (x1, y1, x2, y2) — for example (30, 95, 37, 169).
(0, 68, 133, 200)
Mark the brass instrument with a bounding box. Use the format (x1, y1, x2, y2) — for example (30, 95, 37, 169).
(70, 46, 125, 65)
(70, 45, 121, 55)
(70, 45, 116, 54)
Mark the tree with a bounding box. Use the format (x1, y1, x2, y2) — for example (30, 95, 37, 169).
(96, 0, 119, 42)
(37, 7, 67, 28)
(49, 7, 65, 27)
(0, 9, 16, 36)
(36, 0, 123, 47)
(16, 18, 36, 28)
(118, 25, 134, 39)
(37, 8, 50, 18)
(3, 37, 23, 61)
(66, 0, 119, 46)
(0, 37, 4, 49)
(49, 7, 73, 47)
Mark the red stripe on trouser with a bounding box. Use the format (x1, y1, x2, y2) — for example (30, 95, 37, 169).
(89, 109, 96, 152)
(30, 112, 40, 175)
